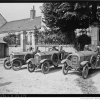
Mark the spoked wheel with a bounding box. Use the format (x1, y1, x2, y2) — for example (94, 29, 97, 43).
(82, 64, 89, 79)
(12, 60, 22, 71)
(62, 62, 70, 75)
(28, 61, 35, 73)
(51, 53, 59, 67)
(41, 61, 50, 74)
(90, 56, 96, 69)
(3, 59, 11, 70)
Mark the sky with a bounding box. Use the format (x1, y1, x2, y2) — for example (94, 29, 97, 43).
(0, 3, 43, 22)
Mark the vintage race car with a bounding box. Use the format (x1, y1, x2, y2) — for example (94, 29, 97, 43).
(61, 45, 100, 79)
(26, 46, 70, 74)
(3, 47, 39, 71)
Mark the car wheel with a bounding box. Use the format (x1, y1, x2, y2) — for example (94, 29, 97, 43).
(82, 64, 89, 79)
(12, 60, 22, 71)
(28, 61, 35, 73)
(62, 62, 69, 75)
(41, 61, 50, 74)
(51, 53, 59, 67)
(3, 59, 11, 70)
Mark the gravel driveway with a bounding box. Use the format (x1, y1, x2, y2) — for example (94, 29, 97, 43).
(0, 59, 100, 94)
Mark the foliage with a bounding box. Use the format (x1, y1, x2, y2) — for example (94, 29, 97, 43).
(3, 33, 20, 46)
(37, 27, 76, 44)
(41, 2, 99, 45)
(42, 3, 94, 32)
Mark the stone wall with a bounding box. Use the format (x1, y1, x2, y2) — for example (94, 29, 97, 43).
(8, 46, 22, 54)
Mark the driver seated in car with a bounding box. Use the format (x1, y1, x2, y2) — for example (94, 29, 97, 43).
(84, 45, 91, 51)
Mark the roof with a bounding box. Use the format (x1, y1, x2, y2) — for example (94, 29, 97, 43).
(0, 38, 6, 44)
(0, 14, 7, 28)
(0, 16, 41, 33)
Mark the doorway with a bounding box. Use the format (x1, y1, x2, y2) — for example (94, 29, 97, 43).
(77, 34, 91, 50)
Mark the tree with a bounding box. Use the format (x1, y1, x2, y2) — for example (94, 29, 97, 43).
(42, 3, 93, 31)
(41, 2, 99, 44)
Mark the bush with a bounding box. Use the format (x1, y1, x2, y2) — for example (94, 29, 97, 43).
(3, 34, 20, 45)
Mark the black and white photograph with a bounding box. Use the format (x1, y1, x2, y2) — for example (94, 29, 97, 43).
(0, 1, 100, 97)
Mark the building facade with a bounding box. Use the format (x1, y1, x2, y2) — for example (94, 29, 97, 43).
(0, 6, 41, 57)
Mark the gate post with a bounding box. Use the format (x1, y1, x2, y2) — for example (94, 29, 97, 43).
(90, 23, 99, 46)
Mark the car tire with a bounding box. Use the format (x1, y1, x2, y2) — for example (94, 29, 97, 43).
(41, 61, 50, 74)
(28, 61, 35, 73)
(12, 60, 22, 71)
(3, 58, 11, 70)
(82, 64, 89, 79)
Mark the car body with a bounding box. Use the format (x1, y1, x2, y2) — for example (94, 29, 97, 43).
(3, 48, 39, 71)
(61, 45, 100, 79)
(26, 46, 70, 74)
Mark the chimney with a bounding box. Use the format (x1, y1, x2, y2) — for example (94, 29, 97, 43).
(30, 6, 36, 20)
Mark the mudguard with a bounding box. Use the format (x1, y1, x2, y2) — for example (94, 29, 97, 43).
(40, 59, 52, 64)
(11, 58, 25, 65)
(11, 58, 18, 62)
(80, 61, 89, 67)
(61, 59, 72, 66)
(26, 58, 34, 64)
(61, 59, 67, 64)
(4, 57, 10, 62)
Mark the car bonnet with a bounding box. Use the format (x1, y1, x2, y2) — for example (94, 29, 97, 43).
(35, 51, 59, 56)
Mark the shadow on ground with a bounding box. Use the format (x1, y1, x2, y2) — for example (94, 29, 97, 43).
(34, 67, 62, 74)
(0, 82, 12, 87)
(65, 70, 82, 77)
(64, 68, 100, 79)
(20, 67, 27, 70)
(88, 69, 100, 79)
(49, 67, 62, 74)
